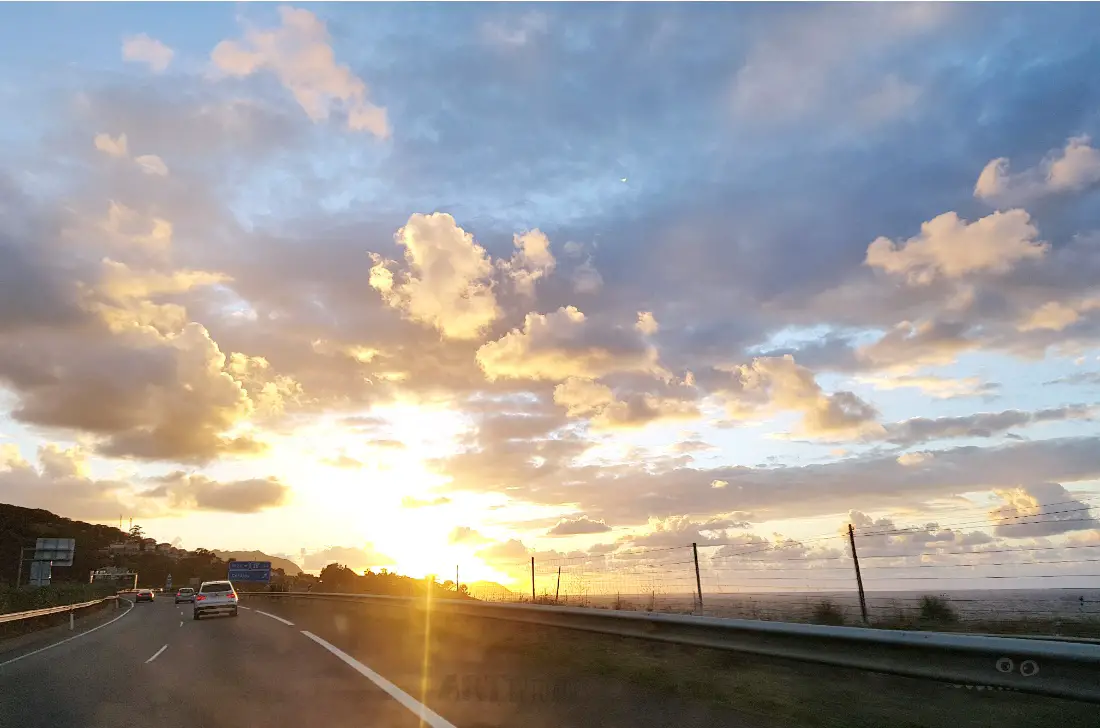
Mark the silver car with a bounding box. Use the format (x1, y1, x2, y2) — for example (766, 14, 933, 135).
(193, 580, 239, 620)
(174, 587, 195, 604)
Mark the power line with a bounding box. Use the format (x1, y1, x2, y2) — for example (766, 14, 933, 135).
(858, 543, 1100, 559)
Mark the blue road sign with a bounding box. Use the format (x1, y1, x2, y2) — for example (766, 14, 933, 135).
(228, 560, 272, 583)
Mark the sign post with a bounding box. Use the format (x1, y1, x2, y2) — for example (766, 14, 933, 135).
(228, 560, 272, 583)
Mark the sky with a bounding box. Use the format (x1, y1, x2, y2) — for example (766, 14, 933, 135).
(2, 3, 1100, 592)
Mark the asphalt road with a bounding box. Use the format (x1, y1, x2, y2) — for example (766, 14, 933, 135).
(0, 596, 767, 728)
(0, 597, 447, 728)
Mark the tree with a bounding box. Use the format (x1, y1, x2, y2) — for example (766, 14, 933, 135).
(128, 524, 145, 542)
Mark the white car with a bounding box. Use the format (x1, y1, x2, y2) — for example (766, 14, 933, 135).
(193, 580, 239, 620)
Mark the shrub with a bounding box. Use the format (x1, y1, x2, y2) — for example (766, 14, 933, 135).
(811, 599, 846, 626)
(919, 595, 958, 624)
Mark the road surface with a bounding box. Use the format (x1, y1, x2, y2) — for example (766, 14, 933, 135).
(0, 597, 763, 728)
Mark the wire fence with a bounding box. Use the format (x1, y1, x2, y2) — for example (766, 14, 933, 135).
(449, 499, 1100, 636)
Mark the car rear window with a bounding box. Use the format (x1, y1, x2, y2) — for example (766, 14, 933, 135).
(201, 582, 232, 593)
(178, 588, 194, 593)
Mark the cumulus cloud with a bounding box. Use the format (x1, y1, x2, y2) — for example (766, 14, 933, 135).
(635, 311, 659, 335)
(552, 376, 700, 430)
(448, 526, 492, 544)
(143, 472, 290, 513)
(370, 213, 500, 340)
(1, 443, 287, 519)
(211, 7, 389, 136)
(1016, 298, 1100, 333)
(94, 133, 128, 157)
(976, 136, 1100, 206)
(122, 34, 174, 73)
(708, 355, 879, 436)
(477, 307, 661, 381)
(501, 229, 556, 297)
(989, 483, 1099, 538)
(476, 538, 530, 563)
(546, 515, 612, 536)
(865, 210, 1048, 284)
(896, 451, 934, 466)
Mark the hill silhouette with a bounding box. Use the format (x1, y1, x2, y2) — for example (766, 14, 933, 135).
(0, 503, 128, 585)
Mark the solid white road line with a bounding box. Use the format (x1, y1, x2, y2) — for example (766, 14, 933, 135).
(145, 644, 169, 663)
(301, 631, 457, 728)
(0, 599, 135, 669)
(254, 609, 294, 626)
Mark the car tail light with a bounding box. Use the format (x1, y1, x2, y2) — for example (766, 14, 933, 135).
(196, 595, 206, 601)
(227, 593, 236, 599)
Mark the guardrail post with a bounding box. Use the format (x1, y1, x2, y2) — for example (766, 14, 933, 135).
(692, 543, 703, 613)
(70, 609, 74, 631)
(848, 524, 869, 624)
(530, 556, 536, 602)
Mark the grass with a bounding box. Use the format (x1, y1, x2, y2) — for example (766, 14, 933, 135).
(292, 597, 1100, 728)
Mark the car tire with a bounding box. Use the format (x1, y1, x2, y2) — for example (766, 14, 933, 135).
(193, 611, 201, 621)
(232, 608, 239, 617)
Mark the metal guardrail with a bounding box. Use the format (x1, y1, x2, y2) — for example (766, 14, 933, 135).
(0, 597, 116, 625)
(244, 592, 1100, 704)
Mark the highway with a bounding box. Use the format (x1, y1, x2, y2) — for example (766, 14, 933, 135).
(0, 598, 449, 728)
(0, 596, 765, 728)
(4, 595, 1097, 728)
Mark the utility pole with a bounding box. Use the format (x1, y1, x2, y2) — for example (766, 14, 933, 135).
(692, 543, 703, 613)
(848, 524, 869, 624)
(530, 556, 536, 602)
(555, 566, 561, 604)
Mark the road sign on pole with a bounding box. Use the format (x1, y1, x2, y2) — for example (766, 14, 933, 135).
(228, 560, 271, 583)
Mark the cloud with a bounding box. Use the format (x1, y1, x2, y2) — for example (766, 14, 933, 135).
(322, 454, 363, 469)
(989, 483, 1099, 538)
(635, 311, 659, 336)
(401, 495, 452, 508)
(370, 213, 500, 340)
(211, 7, 389, 136)
(857, 374, 1000, 399)
(976, 135, 1100, 206)
(876, 405, 1094, 447)
(546, 515, 612, 536)
(707, 355, 879, 436)
(1, 443, 287, 519)
(476, 538, 530, 563)
(448, 526, 491, 544)
(1017, 298, 1100, 333)
(94, 133, 128, 157)
(483, 12, 548, 48)
(552, 376, 700, 430)
(730, 4, 946, 125)
(896, 451, 934, 466)
(501, 229, 556, 297)
(133, 154, 169, 176)
(477, 307, 661, 381)
(143, 472, 290, 513)
(302, 544, 395, 572)
(122, 34, 174, 73)
(865, 210, 1048, 284)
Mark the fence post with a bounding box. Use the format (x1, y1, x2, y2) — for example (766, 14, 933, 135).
(692, 542, 703, 613)
(530, 557, 536, 602)
(555, 566, 561, 604)
(848, 524, 869, 624)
